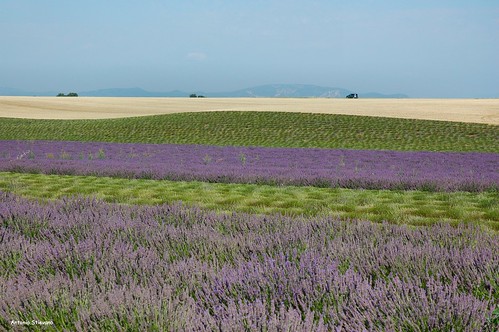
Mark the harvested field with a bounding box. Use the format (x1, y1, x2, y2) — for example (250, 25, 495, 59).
(0, 96, 498, 124)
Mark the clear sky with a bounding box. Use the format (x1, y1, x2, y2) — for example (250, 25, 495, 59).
(1, 0, 498, 97)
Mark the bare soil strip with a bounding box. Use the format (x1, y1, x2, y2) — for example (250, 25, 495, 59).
(0, 97, 497, 124)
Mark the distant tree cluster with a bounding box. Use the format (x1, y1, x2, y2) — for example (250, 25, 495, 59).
(189, 94, 205, 98)
(57, 92, 78, 97)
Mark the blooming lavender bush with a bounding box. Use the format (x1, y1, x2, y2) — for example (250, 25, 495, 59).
(0, 192, 497, 331)
(1, 140, 498, 192)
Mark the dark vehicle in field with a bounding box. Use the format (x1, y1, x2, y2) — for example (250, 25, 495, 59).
(346, 93, 358, 99)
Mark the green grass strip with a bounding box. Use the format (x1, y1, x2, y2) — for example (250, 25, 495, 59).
(1, 112, 497, 152)
(1, 172, 497, 231)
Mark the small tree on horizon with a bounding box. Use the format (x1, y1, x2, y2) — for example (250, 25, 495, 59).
(56, 92, 78, 97)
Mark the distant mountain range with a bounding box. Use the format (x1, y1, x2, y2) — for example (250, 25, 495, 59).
(0, 84, 408, 98)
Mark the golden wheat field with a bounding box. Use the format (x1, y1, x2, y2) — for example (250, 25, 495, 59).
(0, 96, 497, 124)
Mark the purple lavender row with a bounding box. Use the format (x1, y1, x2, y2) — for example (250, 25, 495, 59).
(1, 140, 498, 191)
(1, 192, 497, 331)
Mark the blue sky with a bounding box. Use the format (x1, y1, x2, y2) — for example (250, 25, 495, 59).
(1, 0, 498, 97)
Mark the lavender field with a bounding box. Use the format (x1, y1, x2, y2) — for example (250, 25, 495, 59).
(1, 140, 498, 192)
(0, 193, 497, 331)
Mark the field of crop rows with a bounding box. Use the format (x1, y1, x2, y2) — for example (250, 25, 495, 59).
(1, 110, 498, 331)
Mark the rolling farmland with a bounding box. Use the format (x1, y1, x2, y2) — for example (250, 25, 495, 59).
(0, 96, 498, 124)
(1, 98, 498, 331)
(0, 111, 498, 152)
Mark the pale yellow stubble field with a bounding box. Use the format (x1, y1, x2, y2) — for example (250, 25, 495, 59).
(0, 96, 497, 125)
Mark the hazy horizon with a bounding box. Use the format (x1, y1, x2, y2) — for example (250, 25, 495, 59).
(1, 0, 498, 98)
